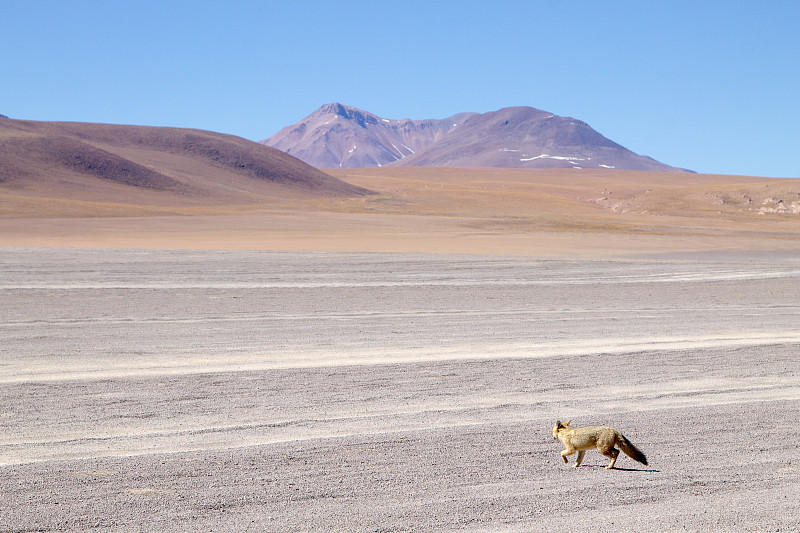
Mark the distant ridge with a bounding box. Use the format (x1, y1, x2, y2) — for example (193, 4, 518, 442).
(262, 103, 691, 172)
(0, 116, 370, 212)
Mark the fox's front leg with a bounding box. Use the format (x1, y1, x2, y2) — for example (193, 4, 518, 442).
(561, 447, 575, 464)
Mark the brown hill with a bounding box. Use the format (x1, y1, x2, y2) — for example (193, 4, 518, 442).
(0, 117, 370, 217)
(329, 167, 800, 220)
(261, 104, 690, 172)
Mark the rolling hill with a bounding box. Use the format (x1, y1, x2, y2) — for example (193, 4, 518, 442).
(261, 103, 691, 172)
(0, 116, 370, 216)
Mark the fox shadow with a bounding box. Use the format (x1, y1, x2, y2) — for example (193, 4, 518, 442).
(578, 464, 660, 473)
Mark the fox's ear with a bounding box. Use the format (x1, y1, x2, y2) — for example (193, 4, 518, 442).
(555, 420, 561, 426)
(564, 420, 571, 426)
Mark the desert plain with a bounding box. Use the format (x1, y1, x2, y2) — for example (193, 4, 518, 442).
(1, 167, 800, 531)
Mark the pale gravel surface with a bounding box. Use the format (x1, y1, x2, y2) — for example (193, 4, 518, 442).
(1, 248, 799, 532)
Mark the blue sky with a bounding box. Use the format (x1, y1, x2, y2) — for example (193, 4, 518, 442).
(2, 1, 798, 177)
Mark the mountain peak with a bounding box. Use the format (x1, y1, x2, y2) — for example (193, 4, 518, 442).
(262, 105, 690, 172)
(263, 105, 475, 168)
(314, 103, 380, 129)
(318, 102, 360, 116)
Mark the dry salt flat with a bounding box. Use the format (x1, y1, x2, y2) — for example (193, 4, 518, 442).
(1, 247, 799, 532)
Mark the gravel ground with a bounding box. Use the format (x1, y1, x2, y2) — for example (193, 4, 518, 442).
(1, 248, 799, 532)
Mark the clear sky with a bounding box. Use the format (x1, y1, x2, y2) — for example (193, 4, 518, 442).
(2, 1, 798, 177)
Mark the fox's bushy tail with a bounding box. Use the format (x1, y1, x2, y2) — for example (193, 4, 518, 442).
(616, 433, 648, 465)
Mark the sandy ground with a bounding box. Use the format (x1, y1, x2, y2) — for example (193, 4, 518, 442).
(1, 248, 799, 532)
(3, 167, 800, 258)
(2, 209, 800, 259)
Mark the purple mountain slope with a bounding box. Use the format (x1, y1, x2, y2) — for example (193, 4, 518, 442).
(261, 103, 691, 172)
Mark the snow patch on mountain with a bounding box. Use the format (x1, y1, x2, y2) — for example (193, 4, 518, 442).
(520, 154, 586, 162)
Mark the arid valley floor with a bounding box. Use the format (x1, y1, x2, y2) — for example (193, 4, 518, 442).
(1, 167, 800, 531)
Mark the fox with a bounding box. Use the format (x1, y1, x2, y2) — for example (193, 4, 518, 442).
(552, 420, 648, 469)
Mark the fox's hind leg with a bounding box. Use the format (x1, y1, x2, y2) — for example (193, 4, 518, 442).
(574, 450, 586, 467)
(600, 446, 619, 469)
(597, 430, 620, 469)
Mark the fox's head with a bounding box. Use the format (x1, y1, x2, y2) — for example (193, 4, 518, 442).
(552, 420, 571, 440)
